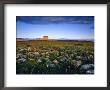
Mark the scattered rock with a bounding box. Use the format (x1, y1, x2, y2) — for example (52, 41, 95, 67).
(80, 64, 94, 74)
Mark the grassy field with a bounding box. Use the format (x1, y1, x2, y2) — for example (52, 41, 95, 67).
(16, 40, 94, 74)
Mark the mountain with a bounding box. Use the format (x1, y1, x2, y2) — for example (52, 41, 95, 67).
(16, 38, 94, 42)
(16, 38, 40, 41)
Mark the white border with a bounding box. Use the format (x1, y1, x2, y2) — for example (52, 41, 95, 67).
(5, 4, 107, 87)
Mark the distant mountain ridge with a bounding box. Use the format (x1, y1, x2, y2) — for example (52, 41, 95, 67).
(17, 38, 94, 42)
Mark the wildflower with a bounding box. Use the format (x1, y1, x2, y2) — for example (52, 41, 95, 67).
(34, 52, 39, 56)
(37, 59, 42, 63)
(17, 58, 26, 62)
(49, 64, 55, 68)
(53, 59, 59, 64)
(76, 56, 82, 60)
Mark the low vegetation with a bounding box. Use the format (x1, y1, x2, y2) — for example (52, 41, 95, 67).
(16, 40, 94, 74)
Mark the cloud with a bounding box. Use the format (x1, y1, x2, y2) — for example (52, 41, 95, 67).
(16, 16, 94, 24)
(42, 17, 65, 21)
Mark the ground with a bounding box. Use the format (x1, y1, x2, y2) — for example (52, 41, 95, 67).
(16, 40, 94, 74)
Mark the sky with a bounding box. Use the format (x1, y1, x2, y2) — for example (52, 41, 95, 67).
(16, 16, 94, 40)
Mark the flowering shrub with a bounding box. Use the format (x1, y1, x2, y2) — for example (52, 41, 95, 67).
(16, 41, 94, 74)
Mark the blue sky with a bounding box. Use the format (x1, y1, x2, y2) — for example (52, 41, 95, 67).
(16, 16, 94, 40)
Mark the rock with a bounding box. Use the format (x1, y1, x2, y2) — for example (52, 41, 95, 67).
(86, 70, 94, 74)
(80, 64, 94, 70)
(80, 64, 94, 74)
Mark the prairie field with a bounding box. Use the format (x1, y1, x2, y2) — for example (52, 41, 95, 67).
(16, 40, 94, 74)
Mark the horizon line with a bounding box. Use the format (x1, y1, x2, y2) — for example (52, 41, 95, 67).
(16, 38, 94, 40)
